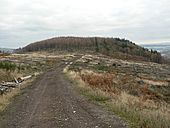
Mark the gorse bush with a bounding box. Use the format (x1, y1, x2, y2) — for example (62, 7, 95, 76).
(0, 61, 17, 72)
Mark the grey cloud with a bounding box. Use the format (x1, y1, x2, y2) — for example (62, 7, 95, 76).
(0, 0, 170, 48)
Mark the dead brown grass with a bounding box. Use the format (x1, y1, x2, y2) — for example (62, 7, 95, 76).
(0, 79, 34, 112)
(0, 70, 13, 83)
(64, 67, 170, 128)
(81, 73, 114, 92)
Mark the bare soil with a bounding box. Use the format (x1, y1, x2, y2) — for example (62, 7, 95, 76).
(0, 63, 126, 128)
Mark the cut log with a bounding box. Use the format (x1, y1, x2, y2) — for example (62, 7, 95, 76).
(1, 82, 18, 88)
(17, 75, 32, 82)
(14, 77, 19, 84)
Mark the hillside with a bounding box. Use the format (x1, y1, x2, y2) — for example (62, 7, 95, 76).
(0, 51, 170, 128)
(0, 48, 13, 53)
(142, 43, 170, 58)
(16, 37, 162, 63)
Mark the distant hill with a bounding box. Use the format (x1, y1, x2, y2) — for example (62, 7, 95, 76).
(0, 48, 14, 53)
(142, 43, 170, 58)
(16, 37, 163, 63)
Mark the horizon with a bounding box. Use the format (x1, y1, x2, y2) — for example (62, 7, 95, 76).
(1, 0, 170, 48)
(0, 36, 170, 49)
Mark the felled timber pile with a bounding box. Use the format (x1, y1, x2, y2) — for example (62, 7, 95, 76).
(0, 75, 34, 95)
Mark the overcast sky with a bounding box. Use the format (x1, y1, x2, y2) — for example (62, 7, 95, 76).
(0, 0, 170, 48)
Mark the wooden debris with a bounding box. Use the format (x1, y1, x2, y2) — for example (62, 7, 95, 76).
(0, 85, 9, 95)
(1, 82, 18, 88)
(0, 74, 34, 95)
(17, 75, 32, 83)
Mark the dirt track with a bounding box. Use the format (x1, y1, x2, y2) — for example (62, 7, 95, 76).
(0, 64, 126, 128)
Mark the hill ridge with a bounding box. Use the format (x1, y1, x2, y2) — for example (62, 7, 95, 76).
(16, 36, 162, 63)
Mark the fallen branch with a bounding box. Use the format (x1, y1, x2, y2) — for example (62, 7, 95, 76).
(0, 74, 34, 95)
(17, 75, 32, 83)
(1, 82, 18, 88)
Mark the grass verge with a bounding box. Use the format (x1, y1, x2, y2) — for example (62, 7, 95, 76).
(0, 78, 35, 112)
(64, 67, 170, 128)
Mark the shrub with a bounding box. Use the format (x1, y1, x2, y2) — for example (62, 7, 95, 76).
(0, 61, 17, 72)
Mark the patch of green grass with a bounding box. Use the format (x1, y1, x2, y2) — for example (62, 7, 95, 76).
(0, 61, 17, 72)
(94, 65, 111, 72)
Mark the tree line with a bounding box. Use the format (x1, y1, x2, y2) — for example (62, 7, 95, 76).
(16, 37, 163, 63)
